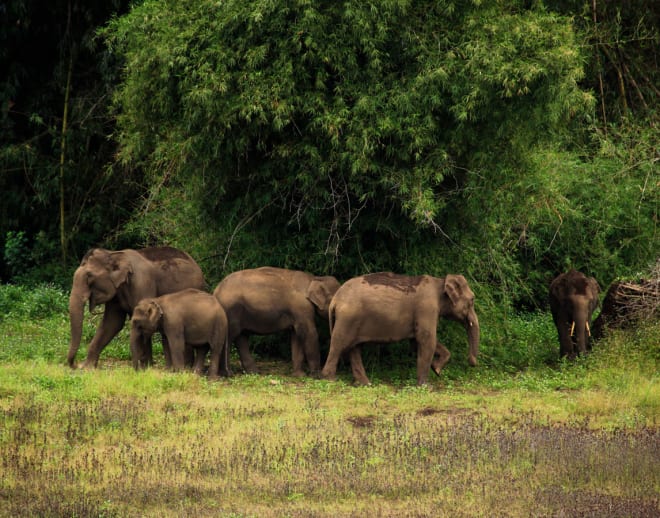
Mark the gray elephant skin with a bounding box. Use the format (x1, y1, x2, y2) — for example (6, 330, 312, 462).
(130, 289, 229, 380)
(68, 246, 205, 368)
(321, 272, 480, 385)
(549, 269, 600, 359)
(213, 267, 340, 376)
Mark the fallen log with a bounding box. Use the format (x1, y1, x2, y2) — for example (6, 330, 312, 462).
(592, 261, 660, 339)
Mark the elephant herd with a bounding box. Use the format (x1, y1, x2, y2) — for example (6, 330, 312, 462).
(66, 246, 598, 385)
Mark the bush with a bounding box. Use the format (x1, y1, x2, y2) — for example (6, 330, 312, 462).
(0, 284, 69, 320)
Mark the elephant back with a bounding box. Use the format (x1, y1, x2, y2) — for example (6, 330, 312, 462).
(138, 246, 195, 263)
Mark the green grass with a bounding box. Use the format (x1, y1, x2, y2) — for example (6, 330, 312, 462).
(0, 285, 658, 516)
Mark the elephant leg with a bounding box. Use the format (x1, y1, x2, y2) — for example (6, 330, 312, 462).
(141, 335, 153, 369)
(236, 334, 257, 374)
(302, 325, 320, 375)
(81, 304, 126, 369)
(321, 345, 341, 381)
(184, 344, 195, 368)
(414, 330, 436, 385)
(290, 332, 306, 377)
(162, 335, 172, 368)
(207, 328, 225, 381)
(431, 341, 451, 377)
(348, 347, 370, 386)
(292, 323, 320, 376)
(322, 327, 355, 381)
(169, 339, 186, 372)
(192, 344, 209, 375)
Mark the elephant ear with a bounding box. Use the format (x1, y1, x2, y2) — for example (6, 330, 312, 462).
(444, 274, 465, 307)
(109, 252, 133, 288)
(147, 300, 163, 324)
(588, 277, 601, 311)
(306, 279, 332, 313)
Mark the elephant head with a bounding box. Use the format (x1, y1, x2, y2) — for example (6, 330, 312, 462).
(306, 276, 341, 317)
(131, 299, 162, 335)
(441, 274, 480, 366)
(67, 249, 132, 367)
(129, 299, 163, 369)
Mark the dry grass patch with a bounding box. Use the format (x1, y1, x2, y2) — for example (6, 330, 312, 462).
(0, 374, 658, 517)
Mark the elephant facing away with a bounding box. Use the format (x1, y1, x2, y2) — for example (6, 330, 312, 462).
(321, 272, 480, 386)
(213, 267, 340, 377)
(549, 269, 600, 359)
(130, 289, 229, 380)
(68, 247, 205, 369)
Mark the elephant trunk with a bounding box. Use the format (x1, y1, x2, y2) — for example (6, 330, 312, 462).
(572, 306, 590, 355)
(466, 310, 480, 366)
(129, 324, 142, 370)
(67, 269, 90, 368)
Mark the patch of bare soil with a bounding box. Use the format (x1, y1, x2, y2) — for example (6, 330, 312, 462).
(346, 415, 377, 428)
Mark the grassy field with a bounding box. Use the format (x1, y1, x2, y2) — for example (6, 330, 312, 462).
(0, 286, 658, 517)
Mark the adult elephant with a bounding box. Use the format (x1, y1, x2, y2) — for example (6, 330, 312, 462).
(213, 267, 340, 377)
(549, 269, 600, 359)
(321, 272, 480, 386)
(68, 246, 205, 369)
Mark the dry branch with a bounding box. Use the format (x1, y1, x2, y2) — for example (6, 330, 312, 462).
(592, 260, 660, 338)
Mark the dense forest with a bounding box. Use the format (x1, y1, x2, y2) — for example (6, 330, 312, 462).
(2, 0, 658, 312)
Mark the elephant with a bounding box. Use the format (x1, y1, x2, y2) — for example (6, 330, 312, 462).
(213, 267, 340, 376)
(321, 272, 480, 386)
(549, 269, 600, 359)
(130, 289, 229, 380)
(68, 246, 205, 369)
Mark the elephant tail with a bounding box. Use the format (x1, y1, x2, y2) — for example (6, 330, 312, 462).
(222, 323, 231, 376)
(328, 300, 337, 335)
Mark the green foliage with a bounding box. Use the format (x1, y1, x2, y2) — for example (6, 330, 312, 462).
(2, 231, 28, 277)
(1, 0, 657, 311)
(102, 0, 598, 289)
(0, 284, 68, 320)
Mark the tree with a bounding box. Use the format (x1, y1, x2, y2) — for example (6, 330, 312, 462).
(104, 0, 594, 287)
(0, 0, 132, 283)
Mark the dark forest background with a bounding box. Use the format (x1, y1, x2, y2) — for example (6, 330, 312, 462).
(1, 0, 657, 313)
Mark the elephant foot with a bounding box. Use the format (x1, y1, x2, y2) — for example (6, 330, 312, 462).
(320, 370, 337, 382)
(353, 380, 372, 387)
(291, 369, 306, 378)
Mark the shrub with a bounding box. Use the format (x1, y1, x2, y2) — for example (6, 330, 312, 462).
(0, 284, 68, 320)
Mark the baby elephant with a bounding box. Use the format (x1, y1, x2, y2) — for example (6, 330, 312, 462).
(130, 289, 229, 379)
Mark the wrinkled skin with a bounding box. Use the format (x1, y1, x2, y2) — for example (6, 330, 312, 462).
(321, 273, 480, 386)
(130, 289, 229, 380)
(213, 267, 340, 377)
(549, 269, 600, 359)
(68, 247, 205, 369)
